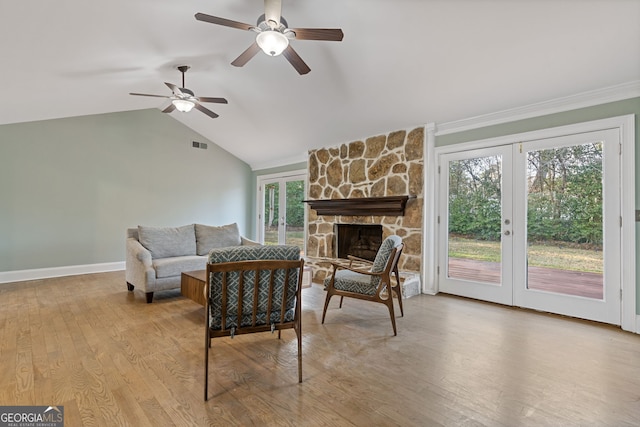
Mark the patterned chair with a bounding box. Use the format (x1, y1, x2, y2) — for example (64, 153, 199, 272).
(204, 245, 304, 401)
(322, 235, 404, 336)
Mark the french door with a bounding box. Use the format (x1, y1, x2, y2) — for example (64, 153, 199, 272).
(438, 129, 621, 325)
(438, 145, 514, 305)
(257, 172, 306, 250)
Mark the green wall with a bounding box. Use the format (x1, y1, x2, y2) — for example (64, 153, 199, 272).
(0, 109, 252, 272)
(435, 96, 640, 313)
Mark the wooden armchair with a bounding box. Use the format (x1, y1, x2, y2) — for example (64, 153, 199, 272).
(322, 235, 404, 335)
(204, 245, 304, 401)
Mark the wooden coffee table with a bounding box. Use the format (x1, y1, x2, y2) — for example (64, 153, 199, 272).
(181, 270, 206, 306)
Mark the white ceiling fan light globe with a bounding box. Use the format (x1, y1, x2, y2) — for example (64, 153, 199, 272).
(256, 30, 289, 56)
(172, 99, 195, 112)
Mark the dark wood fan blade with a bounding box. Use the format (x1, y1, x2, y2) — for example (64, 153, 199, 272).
(197, 97, 228, 104)
(289, 28, 344, 41)
(282, 45, 311, 75)
(195, 13, 254, 31)
(264, 0, 282, 27)
(165, 82, 182, 95)
(129, 93, 170, 98)
(194, 103, 219, 119)
(162, 104, 176, 113)
(231, 42, 261, 67)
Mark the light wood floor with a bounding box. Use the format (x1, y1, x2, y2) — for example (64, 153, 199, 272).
(1, 271, 639, 426)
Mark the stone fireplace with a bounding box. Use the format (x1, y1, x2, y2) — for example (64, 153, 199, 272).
(305, 127, 424, 294)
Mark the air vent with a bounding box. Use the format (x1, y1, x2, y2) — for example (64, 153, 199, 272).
(191, 141, 208, 150)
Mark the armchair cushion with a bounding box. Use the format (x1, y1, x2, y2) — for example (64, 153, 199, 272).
(207, 245, 301, 330)
(330, 270, 378, 295)
(195, 223, 242, 255)
(138, 224, 196, 259)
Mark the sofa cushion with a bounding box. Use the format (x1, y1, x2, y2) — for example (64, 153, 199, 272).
(153, 255, 207, 279)
(138, 224, 196, 259)
(195, 223, 242, 256)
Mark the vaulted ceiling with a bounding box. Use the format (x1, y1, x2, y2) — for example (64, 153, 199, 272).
(2, 0, 639, 169)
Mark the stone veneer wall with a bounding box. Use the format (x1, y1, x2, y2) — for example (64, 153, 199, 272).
(307, 127, 424, 283)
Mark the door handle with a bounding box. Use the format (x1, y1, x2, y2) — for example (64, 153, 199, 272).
(504, 230, 511, 236)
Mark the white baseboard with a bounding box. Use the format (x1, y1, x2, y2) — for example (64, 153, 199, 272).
(0, 262, 125, 284)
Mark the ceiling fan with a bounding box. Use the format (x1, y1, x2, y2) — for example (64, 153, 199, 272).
(129, 66, 227, 118)
(195, 0, 344, 75)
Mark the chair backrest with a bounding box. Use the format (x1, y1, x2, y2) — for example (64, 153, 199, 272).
(365, 235, 403, 287)
(206, 245, 302, 334)
(371, 235, 403, 273)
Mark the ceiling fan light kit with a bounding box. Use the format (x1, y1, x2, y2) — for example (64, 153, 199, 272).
(256, 30, 289, 56)
(172, 99, 195, 112)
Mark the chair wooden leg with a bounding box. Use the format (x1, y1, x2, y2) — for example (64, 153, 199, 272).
(339, 296, 344, 308)
(296, 323, 302, 383)
(394, 267, 404, 317)
(395, 290, 404, 317)
(386, 299, 397, 336)
(321, 292, 333, 324)
(204, 329, 209, 401)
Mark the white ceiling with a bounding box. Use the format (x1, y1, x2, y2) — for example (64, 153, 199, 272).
(2, 0, 639, 169)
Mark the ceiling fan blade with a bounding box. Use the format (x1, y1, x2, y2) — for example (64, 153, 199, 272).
(162, 104, 176, 113)
(165, 82, 183, 95)
(264, 0, 282, 27)
(197, 97, 228, 104)
(231, 42, 261, 67)
(194, 103, 219, 119)
(282, 45, 311, 75)
(195, 13, 254, 31)
(129, 92, 171, 98)
(289, 28, 344, 41)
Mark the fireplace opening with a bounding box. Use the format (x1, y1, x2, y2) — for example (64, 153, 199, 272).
(334, 224, 383, 261)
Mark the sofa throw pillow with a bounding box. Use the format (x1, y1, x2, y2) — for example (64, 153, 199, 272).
(138, 224, 196, 259)
(195, 223, 242, 256)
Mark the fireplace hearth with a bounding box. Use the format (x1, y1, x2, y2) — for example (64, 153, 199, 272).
(335, 224, 383, 261)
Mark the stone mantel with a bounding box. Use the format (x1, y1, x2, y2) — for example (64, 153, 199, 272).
(304, 196, 412, 216)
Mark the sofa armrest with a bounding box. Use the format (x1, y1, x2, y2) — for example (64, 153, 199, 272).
(240, 236, 261, 246)
(126, 237, 156, 287)
(128, 238, 152, 265)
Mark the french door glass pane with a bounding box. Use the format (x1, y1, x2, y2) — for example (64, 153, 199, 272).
(263, 182, 279, 245)
(284, 180, 305, 248)
(447, 155, 503, 285)
(526, 142, 603, 299)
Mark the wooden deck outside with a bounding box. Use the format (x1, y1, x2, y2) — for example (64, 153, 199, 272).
(448, 258, 603, 299)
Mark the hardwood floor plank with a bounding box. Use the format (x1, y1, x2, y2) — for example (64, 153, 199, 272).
(1, 272, 639, 426)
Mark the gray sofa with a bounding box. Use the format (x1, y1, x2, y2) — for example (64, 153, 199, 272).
(126, 223, 258, 303)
